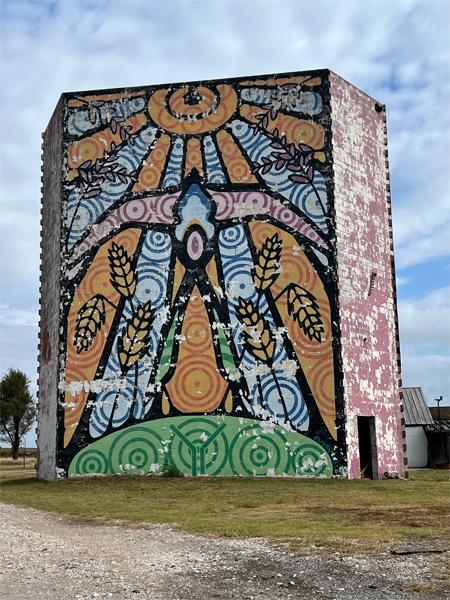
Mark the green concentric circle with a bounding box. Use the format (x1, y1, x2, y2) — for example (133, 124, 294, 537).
(229, 426, 289, 476)
(108, 428, 164, 474)
(71, 449, 108, 475)
(290, 443, 331, 476)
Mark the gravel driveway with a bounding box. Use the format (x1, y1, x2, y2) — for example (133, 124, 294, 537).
(1, 503, 448, 600)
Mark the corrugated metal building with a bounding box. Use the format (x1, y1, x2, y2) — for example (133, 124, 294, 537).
(403, 387, 434, 468)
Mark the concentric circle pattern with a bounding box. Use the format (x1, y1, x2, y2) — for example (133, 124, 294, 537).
(109, 427, 164, 474)
(71, 449, 109, 476)
(185, 138, 204, 175)
(148, 85, 238, 134)
(290, 443, 330, 476)
(218, 224, 249, 258)
(168, 356, 226, 412)
(166, 286, 227, 413)
(216, 130, 257, 183)
(229, 425, 289, 476)
(133, 135, 171, 191)
(67, 416, 334, 477)
(203, 136, 226, 184)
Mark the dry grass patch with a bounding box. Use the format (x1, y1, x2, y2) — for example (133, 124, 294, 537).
(403, 582, 438, 594)
(277, 536, 450, 557)
(428, 556, 450, 590)
(275, 536, 395, 557)
(1, 469, 448, 550)
(0, 456, 36, 476)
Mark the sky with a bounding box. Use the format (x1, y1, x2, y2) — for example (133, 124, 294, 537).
(0, 0, 449, 447)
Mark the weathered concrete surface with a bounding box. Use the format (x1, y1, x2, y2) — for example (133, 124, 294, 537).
(1, 503, 448, 600)
(37, 99, 63, 481)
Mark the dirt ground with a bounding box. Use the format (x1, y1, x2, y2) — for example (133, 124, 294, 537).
(0, 502, 448, 600)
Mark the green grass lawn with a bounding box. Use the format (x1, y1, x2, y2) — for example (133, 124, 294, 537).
(1, 463, 449, 552)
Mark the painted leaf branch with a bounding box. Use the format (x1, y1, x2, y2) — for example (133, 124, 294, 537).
(254, 233, 282, 292)
(68, 108, 139, 238)
(236, 298, 275, 366)
(75, 140, 138, 200)
(73, 295, 106, 353)
(251, 127, 325, 215)
(117, 301, 155, 374)
(286, 284, 324, 343)
(247, 85, 326, 217)
(108, 243, 137, 298)
(248, 82, 305, 135)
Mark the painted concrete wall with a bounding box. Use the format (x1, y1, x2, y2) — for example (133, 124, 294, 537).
(37, 70, 404, 479)
(329, 72, 406, 478)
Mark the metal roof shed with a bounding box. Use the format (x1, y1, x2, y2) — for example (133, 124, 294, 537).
(403, 388, 434, 426)
(403, 387, 433, 468)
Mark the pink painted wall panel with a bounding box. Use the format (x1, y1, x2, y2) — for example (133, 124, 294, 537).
(329, 72, 406, 478)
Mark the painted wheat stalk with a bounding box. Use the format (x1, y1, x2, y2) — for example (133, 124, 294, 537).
(73, 294, 106, 354)
(254, 233, 282, 291)
(287, 284, 324, 342)
(117, 300, 155, 374)
(236, 298, 275, 365)
(108, 242, 137, 298)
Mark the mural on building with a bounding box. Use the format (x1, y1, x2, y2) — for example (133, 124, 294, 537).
(58, 72, 346, 477)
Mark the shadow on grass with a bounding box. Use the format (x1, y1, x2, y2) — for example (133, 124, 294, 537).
(1, 477, 51, 487)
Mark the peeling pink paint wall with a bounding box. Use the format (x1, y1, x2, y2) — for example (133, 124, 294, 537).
(329, 72, 406, 478)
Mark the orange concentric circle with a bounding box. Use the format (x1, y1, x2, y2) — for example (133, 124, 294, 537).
(169, 87, 216, 115)
(148, 84, 237, 135)
(309, 361, 335, 415)
(168, 356, 226, 413)
(182, 319, 213, 352)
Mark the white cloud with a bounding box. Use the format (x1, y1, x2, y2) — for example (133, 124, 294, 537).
(401, 352, 450, 406)
(395, 224, 450, 269)
(0, 305, 38, 328)
(0, 324, 38, 388)
(396, 276, 409, 286)
(398, 287, 450, 347)
(0, 0, 449, 407)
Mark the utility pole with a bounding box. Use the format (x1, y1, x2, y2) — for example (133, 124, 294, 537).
(435, 396, 446, 466)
